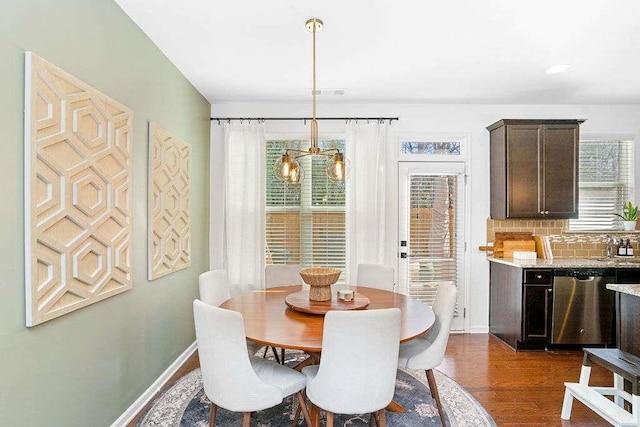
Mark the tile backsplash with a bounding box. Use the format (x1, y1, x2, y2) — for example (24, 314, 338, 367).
(487, 218, 639, 258)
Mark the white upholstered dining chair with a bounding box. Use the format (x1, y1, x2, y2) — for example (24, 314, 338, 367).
(302, 308, 402, 427)
(265, 264, 302, 287)
(356, 263, 395, 291)
(198, 269, 263, 357)
(397, 281, 458, 426)
(193, 300, 312, 427)
(198, 269, 230, 307)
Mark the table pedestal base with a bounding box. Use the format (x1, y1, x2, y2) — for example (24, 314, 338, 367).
(308, 284, 332, 301)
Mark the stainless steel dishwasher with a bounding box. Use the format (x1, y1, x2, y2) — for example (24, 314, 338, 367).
(551, 269, 615, 345)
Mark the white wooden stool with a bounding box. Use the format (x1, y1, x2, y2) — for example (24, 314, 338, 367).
(561, 348, 640, 426)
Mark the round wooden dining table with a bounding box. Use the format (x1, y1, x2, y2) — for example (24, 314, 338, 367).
(220, 284, 435, 354)
(221, 284, 435, 418)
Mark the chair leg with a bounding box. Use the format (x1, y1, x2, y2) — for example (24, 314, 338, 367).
(243, 412, 251, 427)
(281, 347, 286, 364)
(368, 410, 385, 427)
(326, 411, 334, 427)
(309, 403, 321, 427)
(560, 387, 574, 420)
(209, 402, 217, 427)
(294, 391, 312, 427)
(426, 369, 446, 426)
(293, 399, 302, 427)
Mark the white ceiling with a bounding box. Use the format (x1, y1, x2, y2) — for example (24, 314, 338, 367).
(115, 0, 640, 105)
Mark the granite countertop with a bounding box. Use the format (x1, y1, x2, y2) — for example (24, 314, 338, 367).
(487, 256, 640, 269)
(606, 284, 640, 297)
(487, 256, 640, 297)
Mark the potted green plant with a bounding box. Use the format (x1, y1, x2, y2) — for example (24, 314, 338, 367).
(614, 201, 638, 231)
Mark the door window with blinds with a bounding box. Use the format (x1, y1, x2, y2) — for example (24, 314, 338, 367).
(266, 139, 346, 280)
(398, 162, 465, 331)
(569, 140, 634, 231)
(406, 175, 459, 302)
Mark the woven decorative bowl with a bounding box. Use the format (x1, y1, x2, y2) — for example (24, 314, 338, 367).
(299, 267, 341, 301)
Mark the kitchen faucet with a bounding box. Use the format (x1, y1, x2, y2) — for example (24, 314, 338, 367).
(606, 235, 616, 258)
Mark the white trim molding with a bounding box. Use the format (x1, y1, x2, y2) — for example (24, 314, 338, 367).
(111, 341, 197, 427)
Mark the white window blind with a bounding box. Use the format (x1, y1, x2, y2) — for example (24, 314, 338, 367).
(569, 140, 634, 231)
(266, 139, 346, 281)
(407, 175, 461, 304)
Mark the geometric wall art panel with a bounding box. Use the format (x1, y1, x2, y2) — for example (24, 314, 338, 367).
(148, 122, 191, 280)
(24, 52, 133, 326)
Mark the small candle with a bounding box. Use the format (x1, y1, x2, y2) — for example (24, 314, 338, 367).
(337, 289, 354, 301)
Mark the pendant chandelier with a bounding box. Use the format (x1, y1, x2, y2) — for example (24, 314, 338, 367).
(273, 18, 347, 185)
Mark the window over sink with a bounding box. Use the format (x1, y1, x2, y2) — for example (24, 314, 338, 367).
(568, 140, 634, 231)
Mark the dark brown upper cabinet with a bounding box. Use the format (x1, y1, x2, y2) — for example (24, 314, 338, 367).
(487, 119, 585, 220)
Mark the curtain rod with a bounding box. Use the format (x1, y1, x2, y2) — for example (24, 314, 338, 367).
(210, 117, 399, 125)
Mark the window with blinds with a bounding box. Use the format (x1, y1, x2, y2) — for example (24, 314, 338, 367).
(569, 140, 634, 231)
(406, 174, 461, 304)
(266, 139, 346, 281)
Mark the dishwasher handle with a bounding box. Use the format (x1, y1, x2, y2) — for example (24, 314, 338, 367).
(553, 269, 615, 279)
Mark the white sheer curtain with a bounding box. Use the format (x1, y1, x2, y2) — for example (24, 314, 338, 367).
(346, 121, 389, 282)
(224, 122, 266, 294)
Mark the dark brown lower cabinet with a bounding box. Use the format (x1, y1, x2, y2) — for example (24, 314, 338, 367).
(619, 294, 640, 356)
(523, 284, 552, 342)
(612, 270, 640, 396)
(491, 263, 637, 352)
(614, 269, 640, 357)
(489, 263, 552, 350)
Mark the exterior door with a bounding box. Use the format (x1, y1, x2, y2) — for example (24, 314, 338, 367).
(398, 162, 465, 331)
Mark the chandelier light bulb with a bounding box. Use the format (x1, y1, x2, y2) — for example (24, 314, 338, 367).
(288, 162, 301, 184)
(333, 154, 344, 182)
(327, 152, 348, 183)
(280, 153, 292, 177)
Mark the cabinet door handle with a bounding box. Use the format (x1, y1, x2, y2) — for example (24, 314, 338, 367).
(544, 210, 549, 214)
(535, 275, 543, 279)
(546, 288, 552, 293)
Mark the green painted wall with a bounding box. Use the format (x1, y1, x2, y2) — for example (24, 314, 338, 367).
(0, 1, 210, 425)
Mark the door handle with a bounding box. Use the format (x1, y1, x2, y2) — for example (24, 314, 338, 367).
(399, 240, 407, 259)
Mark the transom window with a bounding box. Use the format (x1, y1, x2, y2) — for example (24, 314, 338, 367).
(401, 141, 461, 156)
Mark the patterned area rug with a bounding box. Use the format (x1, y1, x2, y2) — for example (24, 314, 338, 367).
(137, 352, 495, 427)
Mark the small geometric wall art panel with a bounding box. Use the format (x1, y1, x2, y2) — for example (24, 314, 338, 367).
(24, 52, 133, 327)
(148, 122, 191, 280)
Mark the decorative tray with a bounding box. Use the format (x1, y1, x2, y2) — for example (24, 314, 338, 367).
(285, 290, 370, 315)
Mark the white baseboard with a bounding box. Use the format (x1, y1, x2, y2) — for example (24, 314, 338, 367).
(468, 326, 489, 334)
(111, 341, 197, 427)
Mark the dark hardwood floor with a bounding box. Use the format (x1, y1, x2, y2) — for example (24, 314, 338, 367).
(129, 334, 613, 426)
(439, 334, 611, 426)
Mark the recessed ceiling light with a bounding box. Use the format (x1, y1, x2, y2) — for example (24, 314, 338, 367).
(546, 64, 570, 75)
